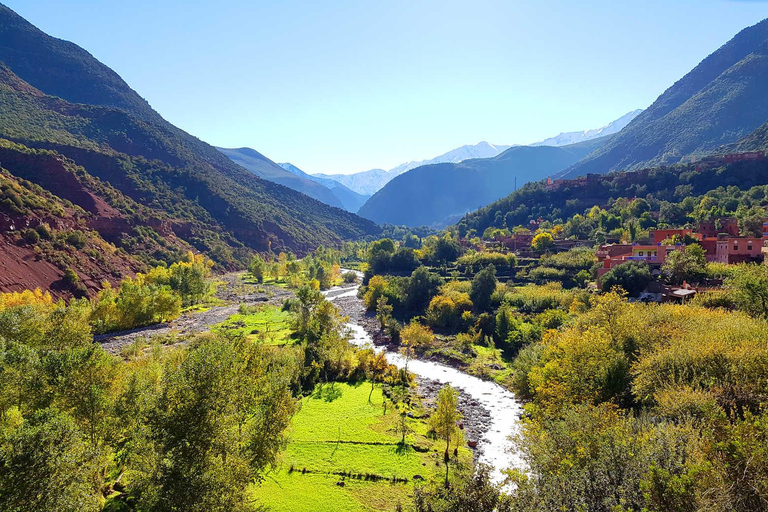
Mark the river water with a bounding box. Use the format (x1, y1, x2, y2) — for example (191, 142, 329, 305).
(324, 278, 525, 483)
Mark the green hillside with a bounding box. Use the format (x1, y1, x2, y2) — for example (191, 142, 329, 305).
(458, 158, 768, 236)
(217, 147, 346, 209)
(0, 5, 379, 271)
(562, 18, 768, 177)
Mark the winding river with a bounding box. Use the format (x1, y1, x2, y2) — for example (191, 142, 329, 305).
(324, 277, 525, 483)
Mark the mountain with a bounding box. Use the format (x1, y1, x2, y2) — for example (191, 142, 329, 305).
(315, 112, 646, 197)
(560, 19, 768, 178)
(0, 3, 379, 287)
(279, 163, 370, 213)
(314, 141, 512, 196)
(458, 157, 768, 237)
(314, 168, 395, 197)
(531, 110, 642, 147)
(216, 147, 344, 209)
(731, 120, 768, 152)
(357, 137, 609, 228)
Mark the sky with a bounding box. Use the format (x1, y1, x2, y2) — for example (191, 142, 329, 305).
(5, 1, 768, 174)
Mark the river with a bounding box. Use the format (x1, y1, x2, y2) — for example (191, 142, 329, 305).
(324, 276, 525, 484)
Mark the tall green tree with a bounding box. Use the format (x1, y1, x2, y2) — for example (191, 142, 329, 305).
(428, 384, 462, 486)
(470, 264, 497, 312)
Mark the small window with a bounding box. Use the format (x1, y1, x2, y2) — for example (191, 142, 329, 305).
(748, 245, 753, 251)
(638, 251, 644, 256)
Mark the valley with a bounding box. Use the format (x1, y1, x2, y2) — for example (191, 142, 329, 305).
(4, 3, 768, 512)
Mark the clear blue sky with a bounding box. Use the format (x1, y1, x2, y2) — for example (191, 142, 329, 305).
(6, 1, 768, 174)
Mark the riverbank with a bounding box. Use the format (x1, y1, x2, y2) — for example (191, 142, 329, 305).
(325, 278, 524, 482)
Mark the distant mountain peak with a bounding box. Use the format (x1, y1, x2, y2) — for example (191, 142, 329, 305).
(531, 109, 643, 147)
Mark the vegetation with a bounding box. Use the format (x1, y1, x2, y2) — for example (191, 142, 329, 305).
(0, 8, 380, 279)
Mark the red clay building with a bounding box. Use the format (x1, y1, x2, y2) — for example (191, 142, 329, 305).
(715, 237, 766, 264)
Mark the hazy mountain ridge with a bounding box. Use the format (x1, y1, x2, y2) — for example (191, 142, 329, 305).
(531, 109, 642, 147)
(216, 147, 345, 209)
(357, 137, 610, 228)
(314, 113, 645, 196)
(279, 163, 370, 212)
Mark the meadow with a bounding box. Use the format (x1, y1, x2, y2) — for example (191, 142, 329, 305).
(252, 382, 471, 512)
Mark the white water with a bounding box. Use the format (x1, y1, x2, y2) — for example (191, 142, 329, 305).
(325, 280, 525, 483)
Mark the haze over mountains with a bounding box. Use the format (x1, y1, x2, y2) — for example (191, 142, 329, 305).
(357, 137, 609, 228)
(312, 111, 643, 198)
(530, 109, 642, 147)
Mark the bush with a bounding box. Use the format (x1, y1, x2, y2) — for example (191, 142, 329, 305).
(601, 261, 652, 297)
(63, 268, 79, 286)
(457, 251, 517, 269)
(22, 228, 39, 244)
(64, 230, 87, 250)
(342, 271, 357, 284)
(426, 290, 472, 330)
(35, 223, 52, 240)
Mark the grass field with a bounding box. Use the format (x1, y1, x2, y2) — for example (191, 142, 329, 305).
(212, 304, 294, 345)
(252, 382, 471, 512)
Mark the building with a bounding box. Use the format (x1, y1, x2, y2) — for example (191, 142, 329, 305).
(596, 243, 679, 286)
(699, 218, 739, 238)
(715, 237, 766, 264)
(651, 228, 697, 245)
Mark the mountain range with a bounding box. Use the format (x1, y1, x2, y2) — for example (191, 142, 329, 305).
(560, 18, 768, 178)
(313, 112, 642, 198)
(357, 137, 609, 228)
(0, 3, 378, 293)
(311, 141, 513, 197)
(530, 109, 642, 147)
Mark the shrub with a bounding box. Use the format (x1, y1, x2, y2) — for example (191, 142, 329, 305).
(342, 271, 357, 284)
(601, 261, 652, 297)
(401, 322, 434, 348)
(64, 230, 87, 250)
(426, 291, 472, 330)
(457, 251, 517, 269)
(22, 228, 39, 244)
(35, 223, 52, 240)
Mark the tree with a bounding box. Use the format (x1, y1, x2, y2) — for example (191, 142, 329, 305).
(391, 385, 413, 445)
(726, 264, 768, 318)
(662, 245, 707, 285)
(375, 296, 393, 329)
(600, 261, 652, 297)
(405, 267, 444, 312)
(363, 275, 389, 311)
(249, 255, 266, 283)
(0, 408, 106, 512)
(139, 335, 295, 511)
(470, 264, 497, 312)
(433, 236, 462, 264)
(367, 352, 389, 403)
(739, 208, 765, 238)
(428, 384, 462, 485)
(532, 232, 555, 253)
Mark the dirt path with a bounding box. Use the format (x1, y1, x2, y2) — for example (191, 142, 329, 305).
(96, 272, 293, 354)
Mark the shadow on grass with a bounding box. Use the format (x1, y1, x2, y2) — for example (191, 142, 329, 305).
(312, 383, 343, 402)
(395, 442, 415, 457)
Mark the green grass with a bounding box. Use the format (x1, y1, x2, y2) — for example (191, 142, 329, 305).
(212, 304, 293, 345)
(252, 382, 471, 511)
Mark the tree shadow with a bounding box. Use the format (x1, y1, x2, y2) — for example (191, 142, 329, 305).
(394, 442, 414, 457)
(311, 383, 343, 402)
